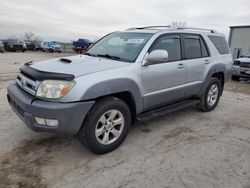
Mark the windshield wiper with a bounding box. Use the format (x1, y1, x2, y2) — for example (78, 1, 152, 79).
(85, 52, 96, 57)
(96, 54, 121, 60)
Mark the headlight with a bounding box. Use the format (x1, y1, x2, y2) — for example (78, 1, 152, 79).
(233, 60, 240, 66)
(36, 80, 75, 99)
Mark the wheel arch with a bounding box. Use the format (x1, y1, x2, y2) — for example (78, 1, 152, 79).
(200, 63, 226, 96)
(80, 78, 142, 116)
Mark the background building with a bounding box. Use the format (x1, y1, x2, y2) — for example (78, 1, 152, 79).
(229, 25, 250, 60)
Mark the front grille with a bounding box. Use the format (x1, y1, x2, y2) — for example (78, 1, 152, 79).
(240, 62, 250, 68)
(13, 45, 24, 50)
(16, 72, 38, 96)
(7, 95, 25, 117)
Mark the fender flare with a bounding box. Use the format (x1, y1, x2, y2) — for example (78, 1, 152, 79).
(80, 78, 143, 114)
(200, 63, 226, 96)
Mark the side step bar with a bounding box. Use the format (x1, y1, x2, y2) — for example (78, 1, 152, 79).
(137, 99, 200, 121)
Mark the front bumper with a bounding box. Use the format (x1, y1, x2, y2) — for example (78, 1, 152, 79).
(7, 83, 95, 135)
(232, 66, 250, 78)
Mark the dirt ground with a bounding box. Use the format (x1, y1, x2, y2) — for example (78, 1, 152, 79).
(0, 52, 250, 188)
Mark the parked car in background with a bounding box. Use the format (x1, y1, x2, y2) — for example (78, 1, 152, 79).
(4, 39, 26, 52)
(33, 40, 43, 51)
(73, 39, 92, 53)
(41, 41, 61, 53)
(0, 41, 5, 53)
(24, 41, 36, 51)
(7, 26, 233, 154)
(232, 54, 250, 80)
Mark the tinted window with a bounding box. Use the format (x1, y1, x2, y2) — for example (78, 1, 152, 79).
(150, 35, 181, 61)
(200, 39, 209, 57)
(184, 37, 202, 59)
(208, 35, 229, 54)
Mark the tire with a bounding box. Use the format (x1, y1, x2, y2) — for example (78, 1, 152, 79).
(231, 75, 240, 81)
(78, 97, 131, 154)
(198, 78, 222, 112)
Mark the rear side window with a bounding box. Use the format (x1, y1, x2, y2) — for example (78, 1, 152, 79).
(149, 35, 181, 61)
(208, 35, 229, 54)
(200, 39, 209, 57)
(184, 37, 201, 59)
(183, 35, 209, 59)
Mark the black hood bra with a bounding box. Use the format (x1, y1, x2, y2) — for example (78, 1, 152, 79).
(20, 64, 75, 81)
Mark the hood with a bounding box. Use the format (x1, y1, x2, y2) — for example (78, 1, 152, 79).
(31, 55, 130, 77)
(236, 57, 250, 63)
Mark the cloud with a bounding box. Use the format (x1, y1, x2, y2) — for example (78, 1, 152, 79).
(0, 0, 249, 41)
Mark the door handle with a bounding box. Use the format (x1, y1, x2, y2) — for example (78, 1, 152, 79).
(204, 59, 211, 64)
(177, 63, 184, 69)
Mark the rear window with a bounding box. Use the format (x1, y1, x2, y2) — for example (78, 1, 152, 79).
(208, 35, 229, 55)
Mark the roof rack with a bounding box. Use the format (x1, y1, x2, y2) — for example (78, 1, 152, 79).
(175, 27, 217, 33)
(127, 26, 171, 30)
(127, 26, 217, 33)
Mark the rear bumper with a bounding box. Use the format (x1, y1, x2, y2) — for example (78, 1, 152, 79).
(7, 83, 95, 135)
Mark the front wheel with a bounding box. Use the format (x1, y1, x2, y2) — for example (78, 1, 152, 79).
(78, 97, 131, 154)
(198, 78, 222, 112)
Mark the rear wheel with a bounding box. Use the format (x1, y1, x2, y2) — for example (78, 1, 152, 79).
(198, 78, 222, 112)
(231, 75, 240, 81)
(78, 97, 131, 154)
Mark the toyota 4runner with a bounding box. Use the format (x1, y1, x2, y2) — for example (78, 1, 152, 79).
(7, 26, 233, 154)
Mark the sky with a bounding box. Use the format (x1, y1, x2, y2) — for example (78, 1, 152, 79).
(0, 0, 249, 42)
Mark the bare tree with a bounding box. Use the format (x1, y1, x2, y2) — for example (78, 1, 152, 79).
(24, 32, 41, 42)
(170, 21, 187, 27)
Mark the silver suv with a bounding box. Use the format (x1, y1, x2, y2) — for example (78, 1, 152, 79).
(7, 26, 233, 154)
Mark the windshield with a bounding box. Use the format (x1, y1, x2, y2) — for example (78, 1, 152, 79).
(50, 41, 60, 45)
(86, 32, 153, 62)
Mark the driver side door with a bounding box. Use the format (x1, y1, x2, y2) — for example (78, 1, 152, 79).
(142, 34, 187, 110)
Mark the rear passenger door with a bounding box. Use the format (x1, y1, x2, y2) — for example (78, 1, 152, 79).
(182, 34, 211, 96)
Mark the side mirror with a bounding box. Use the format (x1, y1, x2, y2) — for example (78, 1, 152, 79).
(144, 50, 168, 66)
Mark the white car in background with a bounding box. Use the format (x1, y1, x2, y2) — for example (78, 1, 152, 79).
(232, 54, 250, 80)
(41, 40, 62, 53)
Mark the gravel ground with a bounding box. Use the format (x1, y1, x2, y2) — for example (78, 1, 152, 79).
(0, 52, 250, 188)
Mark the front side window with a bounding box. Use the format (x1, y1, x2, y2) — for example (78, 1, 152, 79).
(149, 35, 181, 61)
(86, 32, 153, 62)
